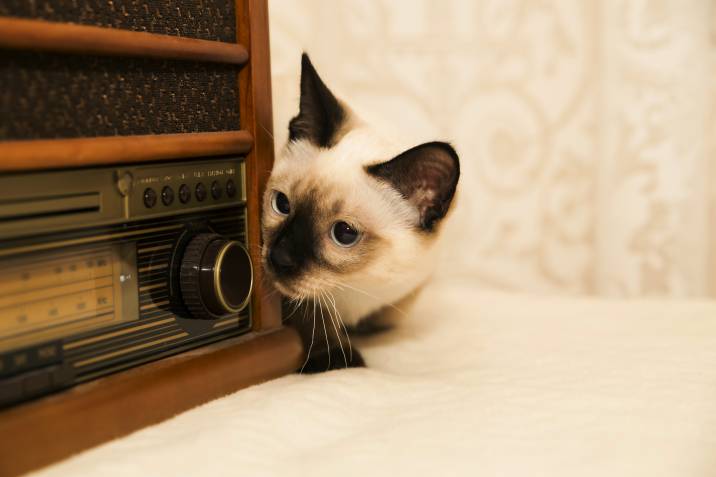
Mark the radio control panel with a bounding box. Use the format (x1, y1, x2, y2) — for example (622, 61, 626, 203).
(0, 159, 247, 241)
(121, 161, 246, 219)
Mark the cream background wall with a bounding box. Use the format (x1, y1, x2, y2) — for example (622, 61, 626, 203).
(268, 0, 716, 298)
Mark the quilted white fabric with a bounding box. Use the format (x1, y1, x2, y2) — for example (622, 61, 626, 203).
(33, 276, 716, 477)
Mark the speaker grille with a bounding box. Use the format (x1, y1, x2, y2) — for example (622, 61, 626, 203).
(0, 51, 241, 140)
(0, 0, 236, 42)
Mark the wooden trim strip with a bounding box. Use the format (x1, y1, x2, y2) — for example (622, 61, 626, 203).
(0, 131, 254, 172)
(238, 0, 283, 331)
(0, 17, 249, 64)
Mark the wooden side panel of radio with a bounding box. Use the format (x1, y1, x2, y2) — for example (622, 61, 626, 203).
(0, 1, 299, 475)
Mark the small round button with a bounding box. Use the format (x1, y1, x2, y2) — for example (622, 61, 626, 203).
(143, 188, 157, 208)
(195, 183, 207, 202)
(161, 186, 174, 206)
(211, 181, 223, 200)
(116, 171, 133, 197)
(178, 184, 191, 204)
(226, 179, 237, 198)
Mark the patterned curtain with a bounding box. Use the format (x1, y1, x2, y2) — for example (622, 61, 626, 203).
(269, 0, 716, 298)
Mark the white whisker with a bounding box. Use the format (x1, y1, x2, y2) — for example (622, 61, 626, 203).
(264, 287, 280, 301)
(283, 296, 303, 322)
(318, 292, 331, 371)
(325, 289, 352, 362)
(299, 294, 316, 373)
(321, 291, 347, 368)
(332, 279, 409, 318)
(258, 121, 275, 141)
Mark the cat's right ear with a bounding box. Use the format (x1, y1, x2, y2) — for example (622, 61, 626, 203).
(288, 53, 347, 148)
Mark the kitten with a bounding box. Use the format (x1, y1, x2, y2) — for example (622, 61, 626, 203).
(262, 54, 460, 372)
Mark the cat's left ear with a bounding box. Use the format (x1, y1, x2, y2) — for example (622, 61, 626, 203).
(367, 142, 460, 232)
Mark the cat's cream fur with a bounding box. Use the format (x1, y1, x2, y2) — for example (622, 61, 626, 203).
(263, 120, 444, 325)
(261, 54, 458, 371)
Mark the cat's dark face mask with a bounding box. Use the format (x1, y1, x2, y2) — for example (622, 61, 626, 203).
(266, 194, 320, 282)
(262, 182, 379, 298)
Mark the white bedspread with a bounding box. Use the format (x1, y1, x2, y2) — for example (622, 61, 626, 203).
(33, 277, 716, 477)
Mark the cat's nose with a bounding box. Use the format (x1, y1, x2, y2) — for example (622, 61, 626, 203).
(269, 243, 296, 274)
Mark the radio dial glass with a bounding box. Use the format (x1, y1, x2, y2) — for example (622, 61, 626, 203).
(0, 244, 138, 353)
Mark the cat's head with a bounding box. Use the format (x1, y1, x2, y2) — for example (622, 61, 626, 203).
(262, 54, 459, 300)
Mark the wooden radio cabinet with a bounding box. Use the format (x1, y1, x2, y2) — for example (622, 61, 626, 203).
(0, 1, 301, 474)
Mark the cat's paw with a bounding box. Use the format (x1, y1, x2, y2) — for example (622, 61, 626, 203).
(299, 348, 365, 374)
(348, 314, 394, 336)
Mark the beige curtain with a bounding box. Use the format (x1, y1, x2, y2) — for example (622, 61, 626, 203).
(269, 0, 716, 298)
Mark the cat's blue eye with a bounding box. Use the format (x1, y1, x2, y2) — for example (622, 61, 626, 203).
(331, 221, 360, 247)
(271, 190, 290, 216)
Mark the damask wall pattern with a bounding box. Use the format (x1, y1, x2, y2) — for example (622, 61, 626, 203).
(269, 0, 716, 298)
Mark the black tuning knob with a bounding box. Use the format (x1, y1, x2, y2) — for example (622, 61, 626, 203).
(180, 233, 253, 319)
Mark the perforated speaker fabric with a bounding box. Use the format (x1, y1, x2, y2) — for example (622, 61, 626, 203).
(0, 51, 241, 140)
(0, 0, 236, 42)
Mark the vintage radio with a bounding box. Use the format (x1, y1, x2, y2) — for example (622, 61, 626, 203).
(0, 158, 255, 407)
(0, 1, 301, 474)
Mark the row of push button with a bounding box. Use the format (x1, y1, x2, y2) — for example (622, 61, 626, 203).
(0, 342, 62, 378)
(143, 179, 237, 208)
(0, 342, 68, 406)
(0, 365, 74, 406)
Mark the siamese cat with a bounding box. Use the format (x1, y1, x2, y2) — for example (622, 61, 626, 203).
(262, 54, 460, 372)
